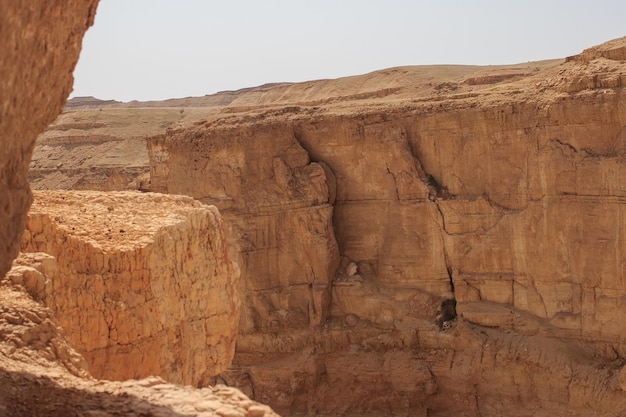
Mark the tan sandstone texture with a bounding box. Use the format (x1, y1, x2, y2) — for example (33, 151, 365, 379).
(0, 0, 98, 279)
(17, 2, 626, 413)
(18, 190, 240, 385)
(0, 2, 279, 416)
(141, 37, 626, 416)
(149, 123, 340, 335)
(0, 264, 276, 417)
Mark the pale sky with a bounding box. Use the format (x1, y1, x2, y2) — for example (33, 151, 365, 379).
(71, 0, 626, 102)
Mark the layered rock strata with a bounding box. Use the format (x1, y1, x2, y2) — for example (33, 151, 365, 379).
(147, 38, 626, 416)
(28, 107, 213, 191)
(19, 190, 240, 385)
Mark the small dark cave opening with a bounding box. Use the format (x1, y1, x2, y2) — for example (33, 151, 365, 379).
(437, 298, 457, 330)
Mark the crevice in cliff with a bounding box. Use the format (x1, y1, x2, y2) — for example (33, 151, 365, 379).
(433, 197, 457, 330)
(401, 124, 459, 326)
(426, 174, 452, 199)
(548, 136, 620, 159)
(401, 124, 454, 200)
(437, 244, 457, 330)
(290, 127, 341, 328)
(473, 384, 481, 416)
(432, 198, 451, 236)
(385, 166, 401, 200)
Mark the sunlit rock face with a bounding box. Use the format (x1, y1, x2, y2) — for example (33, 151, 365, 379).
(20, 190, 240, 385)
(0, 4, 274, 415)
(147, 38, 626, 416)
(0, 0, 99, 279)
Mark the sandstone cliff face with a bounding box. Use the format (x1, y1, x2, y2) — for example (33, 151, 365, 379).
(0, 2, 281, 416)
(18, 190, 240, 385)
(149, 123, 340, 334)
(147, 38, 626, 416)
(0, 0, 99, 279)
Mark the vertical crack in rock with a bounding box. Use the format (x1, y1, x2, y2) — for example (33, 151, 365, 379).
(401, 124, 458, 327)
(432, 196, 452, 236)
(473, 384, 481, 415)
(291, 128, 341, 327)
(385, 166, 401, 200)
(307, 266, 319, 325)
(149, 123, 341, 336)
(434, 198, 457, 329)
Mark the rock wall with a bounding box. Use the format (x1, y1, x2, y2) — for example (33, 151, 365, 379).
(0, 257, 277, 417)
(149, 123, 340, 334)
(0, 3, 280, 416)
(147, 38, 626, 416)
(19, 190, 240, 385)
(0, 0, 99, 278)
(1, 253, 90, 378)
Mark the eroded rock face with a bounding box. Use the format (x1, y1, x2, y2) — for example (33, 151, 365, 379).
(19, 190, 240, 385)
(0, 264, 89, 379)
(149, 123, 340, 334)
(0, 2, 279, 416)
(147, 38, 626, 416)
(0, 259, 276, 417)
(0, 1, 99, 279)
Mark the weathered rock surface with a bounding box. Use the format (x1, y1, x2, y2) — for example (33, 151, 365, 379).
(149, 123, 340, 334)
(142, 37, 626, 416)
(19, 11, 626, 414)
(32, 60, 561, 192)
(0, 2, 280, 416)
(0, 261, 277, 417)
(18, 190, 240, 385)
(0, 0, 98, 279)
(0, 265, 90, 379)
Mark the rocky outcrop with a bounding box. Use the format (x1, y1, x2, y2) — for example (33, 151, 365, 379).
(17, 190, 240, 385)
(147, 37, 626, 416)
(0, 259, 277, 417)
(0, 0, 99, 278)
(0, 259, 90, 379)
(0, 2, 280, 416)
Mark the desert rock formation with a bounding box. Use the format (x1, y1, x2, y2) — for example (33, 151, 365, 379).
(19, 190, 240, 384)
(149, 123, 339, 335)
(0, 2, 279, 416)
(16, 4, 626, 413)
(0, 262, 275, 417)
(142, 37, 626, 416)
(0, 0, 98, 279)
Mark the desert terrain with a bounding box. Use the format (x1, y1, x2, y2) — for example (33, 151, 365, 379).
(4, 2, 626, 416)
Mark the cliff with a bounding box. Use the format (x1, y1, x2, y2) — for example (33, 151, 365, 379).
(19, 190, 240, 385)
(149, 123, 340, 335)
(146, 37, 626, 416)
(17, 12, 626, 414)
(0, 2, 281, 416)
(0, 0, 98, 278)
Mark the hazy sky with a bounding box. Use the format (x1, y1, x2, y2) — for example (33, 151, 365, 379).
(71, 0, 626, 102)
